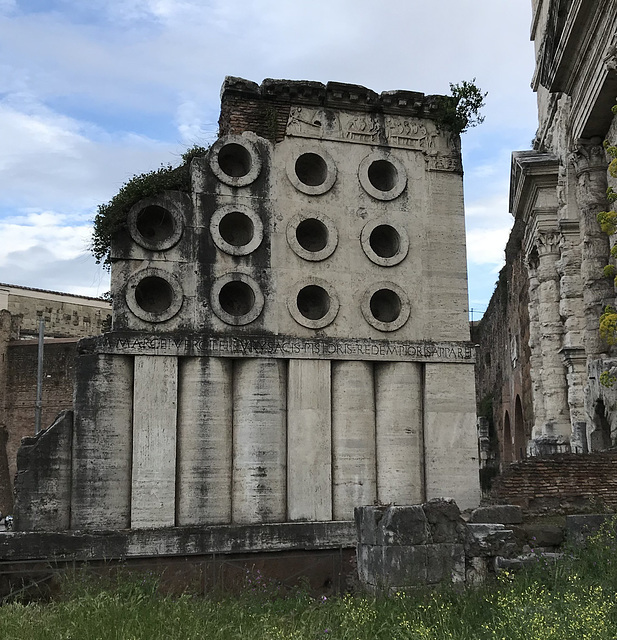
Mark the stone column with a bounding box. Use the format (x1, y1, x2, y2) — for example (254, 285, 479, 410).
(571, 141, 612, 360)
(176, 357, 233, 526)
(131, 355, 178, 529)
(332, 361, 376, 520)
(232, 359, 286, 524)
(532, 231, 571, 446)
(287, 359, 332, 521)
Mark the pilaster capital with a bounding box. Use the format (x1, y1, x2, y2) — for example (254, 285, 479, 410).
(570, 140, 607, 176)
(536, 231, 562, 257)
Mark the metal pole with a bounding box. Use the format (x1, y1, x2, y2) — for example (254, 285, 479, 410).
(34, 318, 44, 435)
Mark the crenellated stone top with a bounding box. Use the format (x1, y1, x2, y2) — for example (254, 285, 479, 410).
(221, 76, 449, 119)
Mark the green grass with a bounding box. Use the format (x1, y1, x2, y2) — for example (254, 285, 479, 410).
(2, 523, 617, 640)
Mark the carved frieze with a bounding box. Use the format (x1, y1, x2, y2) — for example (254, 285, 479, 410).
(286, 106, 459, 170)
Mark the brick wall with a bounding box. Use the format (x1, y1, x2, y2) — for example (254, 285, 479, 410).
(490, 452, 617, 513)
(3, 339, 77, 508)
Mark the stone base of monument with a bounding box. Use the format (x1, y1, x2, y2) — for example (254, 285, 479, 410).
(355, 500, 520, 592)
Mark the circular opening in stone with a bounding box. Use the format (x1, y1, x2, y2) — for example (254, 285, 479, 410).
(295, 153, 328, 186)
(297, 285, 331, 320)
(135, 276, 174, 314)
(219, 211, 254, 247)
(369, 224, 401, 258)
(367, 160, 397, 192)
(370, 288, 401, 323)
(135, 205, 175, 244)
(296, 218, 328, 252)
(218, 143, 252, 178)
(218, 280, 255, 317)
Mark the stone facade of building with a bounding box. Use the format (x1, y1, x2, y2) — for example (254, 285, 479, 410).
(14, 77, 481, 544)
(476, 0, 617, 460)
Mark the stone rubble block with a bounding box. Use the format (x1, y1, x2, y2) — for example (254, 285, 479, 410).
(426, 543, 465, 584)
(380, 505, 431, 546)
(354, 506, 387, 546)
(357, 543, 428, 587)
(469, 505, 523, 524)
(422, 498, 465, 543)
(465, 523, 518, 558)
(355, 505, 431, 546)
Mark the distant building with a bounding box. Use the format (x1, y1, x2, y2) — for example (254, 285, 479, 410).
(0, 283, 110, 512)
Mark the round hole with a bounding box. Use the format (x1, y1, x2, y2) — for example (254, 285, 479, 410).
(368, 160, 397, 192)
(219, 211, 254, 247)
(134, 276, 174, 314)
(135, 206, 175, 243)
(296, 218, 328, 252)
(295, 153, 328, 186)
(218, 281, 255, 317)
(218, 143, 252, 178)
(370, 289, 401, 323)
(297, 285, 331, 320)
(369, 225, 400, 259)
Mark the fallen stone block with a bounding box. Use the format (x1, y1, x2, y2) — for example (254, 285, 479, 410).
(469, 505, 523, 524)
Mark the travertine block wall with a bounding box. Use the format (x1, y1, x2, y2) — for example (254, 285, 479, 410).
(68, 78, 480, 532)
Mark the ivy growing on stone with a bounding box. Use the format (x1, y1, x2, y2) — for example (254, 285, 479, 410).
(91, 145, 209, 268)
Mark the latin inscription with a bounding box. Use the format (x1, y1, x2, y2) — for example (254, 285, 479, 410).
(98, 334, 474, 363)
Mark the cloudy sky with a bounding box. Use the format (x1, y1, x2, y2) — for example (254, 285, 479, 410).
(0, 0, 537, 316)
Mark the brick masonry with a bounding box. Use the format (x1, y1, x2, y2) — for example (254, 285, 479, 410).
(490, 452, 617, 513)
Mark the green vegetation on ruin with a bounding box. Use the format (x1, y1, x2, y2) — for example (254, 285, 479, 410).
(2, 520, 617, 639)
(91, 145, 208, 269)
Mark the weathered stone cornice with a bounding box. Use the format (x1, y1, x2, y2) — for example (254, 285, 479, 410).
(221, 76, 449, 120)
(510, 151, 560, 223)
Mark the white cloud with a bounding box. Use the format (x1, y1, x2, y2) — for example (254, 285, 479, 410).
(0, 0, 539, 304)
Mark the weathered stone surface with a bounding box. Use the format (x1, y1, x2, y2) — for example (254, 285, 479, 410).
(469, 505, 523, 524)
(426, 543, 465, 584)
(287, 359, 332, 521)
(422, 498, 465, 543)
(354, 505, 387, 546)
(332, 361, 376, 520)
(14, 411, 73, 531)
(0, 520, 356, 562)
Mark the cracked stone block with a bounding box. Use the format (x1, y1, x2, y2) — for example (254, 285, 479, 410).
(465, 523, 518, 558)
(422, 498, 465, 543)
(426, 543, 465, 584)
(380, 506, 431, 546)
(354, 506, 387, 546)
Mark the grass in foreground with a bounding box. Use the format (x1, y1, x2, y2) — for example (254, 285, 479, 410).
(1, 523, 617, 640)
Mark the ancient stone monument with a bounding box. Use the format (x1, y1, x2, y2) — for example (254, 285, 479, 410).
(15, 78, 480, 544)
